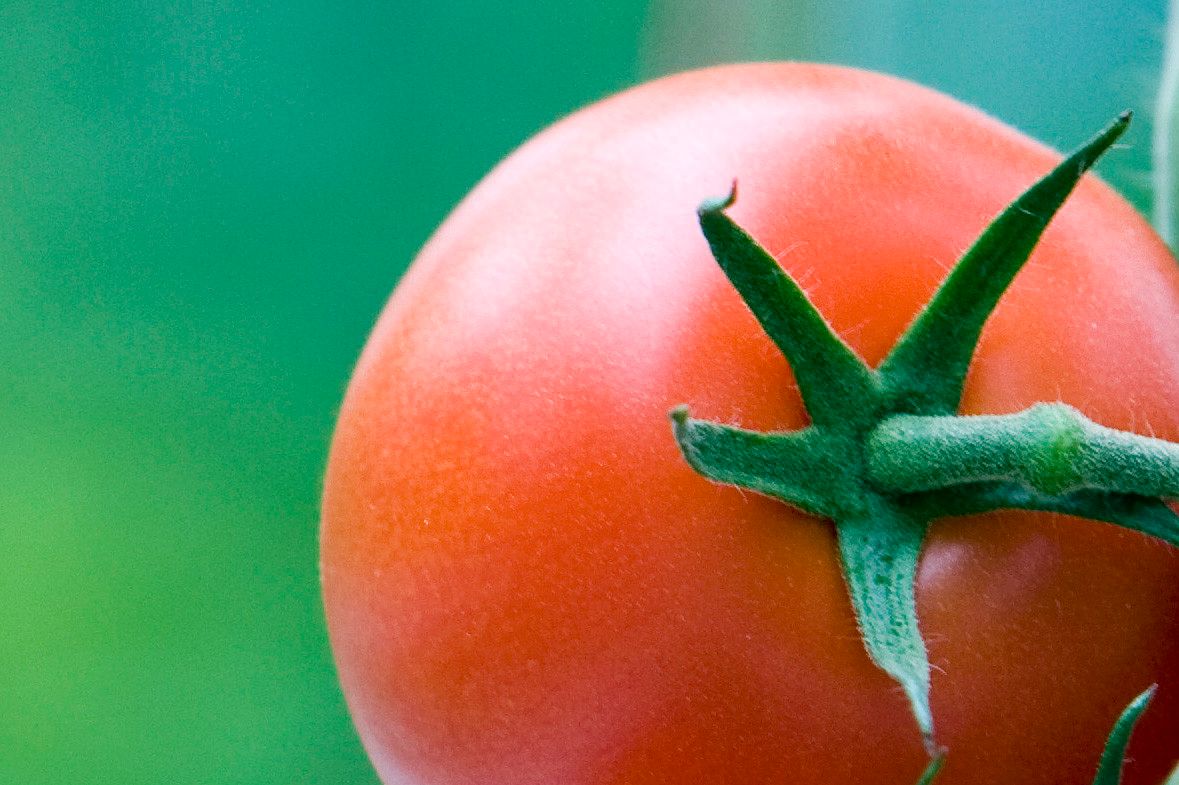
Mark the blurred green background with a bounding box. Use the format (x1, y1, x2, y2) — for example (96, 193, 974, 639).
(0, 2, 1168, 782)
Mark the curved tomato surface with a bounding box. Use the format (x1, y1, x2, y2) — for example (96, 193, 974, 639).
(321, 64, 1179, 785)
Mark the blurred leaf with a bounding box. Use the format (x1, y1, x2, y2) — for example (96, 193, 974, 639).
(1154, 0, 1179, 245)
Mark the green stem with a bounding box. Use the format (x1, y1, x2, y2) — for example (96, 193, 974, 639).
(868, 403, 1179, 498)
(1155, 0, 1179, 246)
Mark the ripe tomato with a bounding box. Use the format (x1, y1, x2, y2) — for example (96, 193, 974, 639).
(321, 64, 1179, 785)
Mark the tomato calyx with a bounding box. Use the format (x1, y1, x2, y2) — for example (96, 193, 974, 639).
(671, 111, 1179, 753)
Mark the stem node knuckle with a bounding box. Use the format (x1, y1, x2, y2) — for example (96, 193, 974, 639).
(1024, 403, 1086, 495)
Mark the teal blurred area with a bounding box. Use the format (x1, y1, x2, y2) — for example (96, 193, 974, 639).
(0, 2, 1164, 782)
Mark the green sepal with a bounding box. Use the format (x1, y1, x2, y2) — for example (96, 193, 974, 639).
(697, 183, 878, 429)
(836, 503, 934, 747)
(906, 483, 1179, 549)
(878, 112, 1130, 415)
(1093, 686, 1155, 785)
(670, 408, 841, 518)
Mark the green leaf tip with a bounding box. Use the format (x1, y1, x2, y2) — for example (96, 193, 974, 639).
(1093, 686, 1155, 785)
(697, 180, 739, 215)
(695, 181, 877, 428)
(670, 113, 1179, 755)
(879, 111, 1130, 414)
(669, 413, 845, 518)
(915, 753, 946, 785)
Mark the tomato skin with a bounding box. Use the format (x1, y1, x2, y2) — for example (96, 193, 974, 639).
(321, 64, 1179, 785)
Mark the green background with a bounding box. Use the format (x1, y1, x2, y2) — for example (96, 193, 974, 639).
(0, 2, 1166, 782)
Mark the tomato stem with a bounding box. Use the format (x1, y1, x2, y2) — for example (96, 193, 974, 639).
(670, 111, 1179, 759)
(869, 404, 1179, 512)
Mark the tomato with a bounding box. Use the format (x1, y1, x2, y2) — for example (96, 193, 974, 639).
(321, 64, 1179, 785)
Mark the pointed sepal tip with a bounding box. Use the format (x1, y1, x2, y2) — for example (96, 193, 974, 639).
(698, 180, 739, 216)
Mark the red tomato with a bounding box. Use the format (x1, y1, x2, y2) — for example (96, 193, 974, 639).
(321, 64, 1179, 785)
